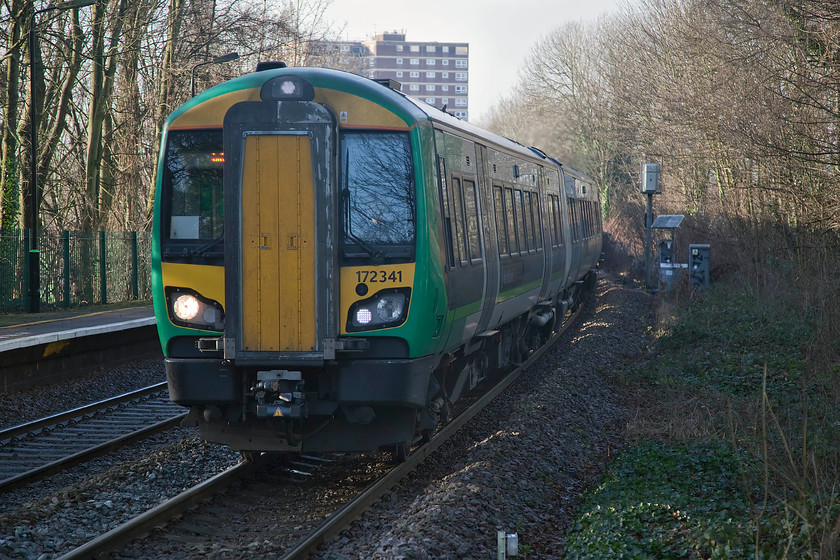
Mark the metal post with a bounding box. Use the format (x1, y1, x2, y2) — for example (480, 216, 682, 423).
(99, 230, 106, 304)
(130, 231, 139, 300)
(645, 192, 653, 290)
(62, 230, 70, 307)
(190, 52, 239, 97)
(26, 0, 96, 313)
(23, 228, 30, 310)
(28, 12, 39, 313)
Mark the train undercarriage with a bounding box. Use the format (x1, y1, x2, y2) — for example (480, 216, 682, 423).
(175, 272, 596, 462)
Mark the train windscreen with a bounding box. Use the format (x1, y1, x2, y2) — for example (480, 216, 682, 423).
(162, 129, 224, 248)
(340, 131, 416, 261)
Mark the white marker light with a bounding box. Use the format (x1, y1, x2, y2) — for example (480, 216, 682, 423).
(356, 308, 373, 325)
(280, 80, 297, 95)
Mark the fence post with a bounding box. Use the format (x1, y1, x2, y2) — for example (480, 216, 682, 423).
(131, 231, 139, 300)
(23, 228, 30, 311)
(63, 231, 71, 308)
(99, 231, 107, 304)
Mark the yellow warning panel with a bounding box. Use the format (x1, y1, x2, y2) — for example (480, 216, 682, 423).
(241, 134, 317, 352)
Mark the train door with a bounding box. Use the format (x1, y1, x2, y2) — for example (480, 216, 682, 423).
(240, 133, 316, 351)
(475, 145, 499, 334)
(223, 100, 338, 361)
(537, 167, 553, 301)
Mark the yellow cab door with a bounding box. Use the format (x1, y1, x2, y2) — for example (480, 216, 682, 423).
(240, 134, 316, 352)
(223, 98, 338, 362)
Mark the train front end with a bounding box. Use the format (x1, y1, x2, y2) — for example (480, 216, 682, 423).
(152, 68, 443, 454)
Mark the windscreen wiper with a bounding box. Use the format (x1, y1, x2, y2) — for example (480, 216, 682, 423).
(188, 233, 224, 256)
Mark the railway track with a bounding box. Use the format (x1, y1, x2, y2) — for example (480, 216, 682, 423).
(55, 303, 586, 559)
(0, 382, 186, 491)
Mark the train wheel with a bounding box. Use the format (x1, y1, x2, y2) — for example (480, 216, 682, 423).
(391, 441, 410, 463)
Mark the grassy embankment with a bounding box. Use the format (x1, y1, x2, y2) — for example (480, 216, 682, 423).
(563, 279, 840, 559)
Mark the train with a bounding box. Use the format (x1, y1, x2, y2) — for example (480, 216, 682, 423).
(151, 64, 602, 460)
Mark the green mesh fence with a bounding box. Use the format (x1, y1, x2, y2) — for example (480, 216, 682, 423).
(0, 229, 152, 313)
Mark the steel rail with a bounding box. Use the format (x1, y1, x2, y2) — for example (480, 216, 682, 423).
(0, 382, 169, 441)
(54, 303, 586, 559)
(0, 383, 186, 492)
(57, 461, 254, 560)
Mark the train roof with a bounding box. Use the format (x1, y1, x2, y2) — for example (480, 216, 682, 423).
(168, 66, 553, 163)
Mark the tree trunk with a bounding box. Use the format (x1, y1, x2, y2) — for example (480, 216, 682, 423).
(0, 0, 24, 233)
(83, 0, 127, 231)
(144, 0, 185, 228)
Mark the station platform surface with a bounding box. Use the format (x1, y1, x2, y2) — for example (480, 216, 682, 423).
(0, 303, 156, 354)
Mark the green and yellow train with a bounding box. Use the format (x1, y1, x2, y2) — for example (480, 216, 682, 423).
(152, 65, 601, 459)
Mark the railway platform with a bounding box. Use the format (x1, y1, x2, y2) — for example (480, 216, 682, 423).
(0, 303, 160, 392)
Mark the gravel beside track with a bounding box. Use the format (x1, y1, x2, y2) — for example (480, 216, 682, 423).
(0, 358, 166, 430)
(313, 273, 651, 559)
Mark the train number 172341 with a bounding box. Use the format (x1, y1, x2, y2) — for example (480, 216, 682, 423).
(355, 270, 402, 283)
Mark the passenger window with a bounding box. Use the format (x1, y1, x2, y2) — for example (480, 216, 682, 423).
(529, 192, 541, 250)
(515, 190, 527, 251)
(463, 179, 481, 262)
(493, 185, 508, 256)
(523, 191, 534, 251)
(451, 177, 468, 265)
(550, 195, 561, 246)
(437, 156, 455, 269)
(504, 187, 518, 254)
(567, 200, 577, 242)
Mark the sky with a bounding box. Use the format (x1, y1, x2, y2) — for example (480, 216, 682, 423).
(325, 0, 625, 123)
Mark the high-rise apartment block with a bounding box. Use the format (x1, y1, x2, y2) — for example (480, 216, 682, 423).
(332, 32, 470, 120)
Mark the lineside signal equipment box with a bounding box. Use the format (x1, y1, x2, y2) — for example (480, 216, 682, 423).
(689, 244, 710, 289)
(641, 163, 661, 194)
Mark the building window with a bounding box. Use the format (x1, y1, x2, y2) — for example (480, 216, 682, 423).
(426, 97, 435, 103)
(396, 45, 403, 52)
(396, 71, 403, 77)
(410, 71, 419, 78)
(426, 84, 435, 91)
(410, 45, 420, 52)
(441, 85, 449, 91)
(442, 46, 449, 53)
(410, 84, 419, 91)
(441, 97, 449, 104)
(455, 72, 467, 81)
(455, 85, 467, 94)
(341, 45, 350, 52)
(442, 59, 449, 66)
(368, 58, 375, 66)
(455, 97, 467, 107)
(441, 72, 449, 78)
(426, 71, 435, 78)
(427, 58, 435, 65)
(410, 58, 419, 65)
(454, 111, 467, 119)
(396, 57, 403, 64)
(456, 46, 468, 55)
(426, 45, 436, 52)
(369, 71, 375, 78)
(455, 59, 468, 68)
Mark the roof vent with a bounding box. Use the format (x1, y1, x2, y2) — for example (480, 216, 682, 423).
(256, 61, 288, 72)
(374, 78, 402, 91)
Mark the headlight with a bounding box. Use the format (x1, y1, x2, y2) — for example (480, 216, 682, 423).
(377, 294, 405, 321)
(167, 289, 224, 331)
(347, 289, 410, 332)
(173, 294, 200, 321)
